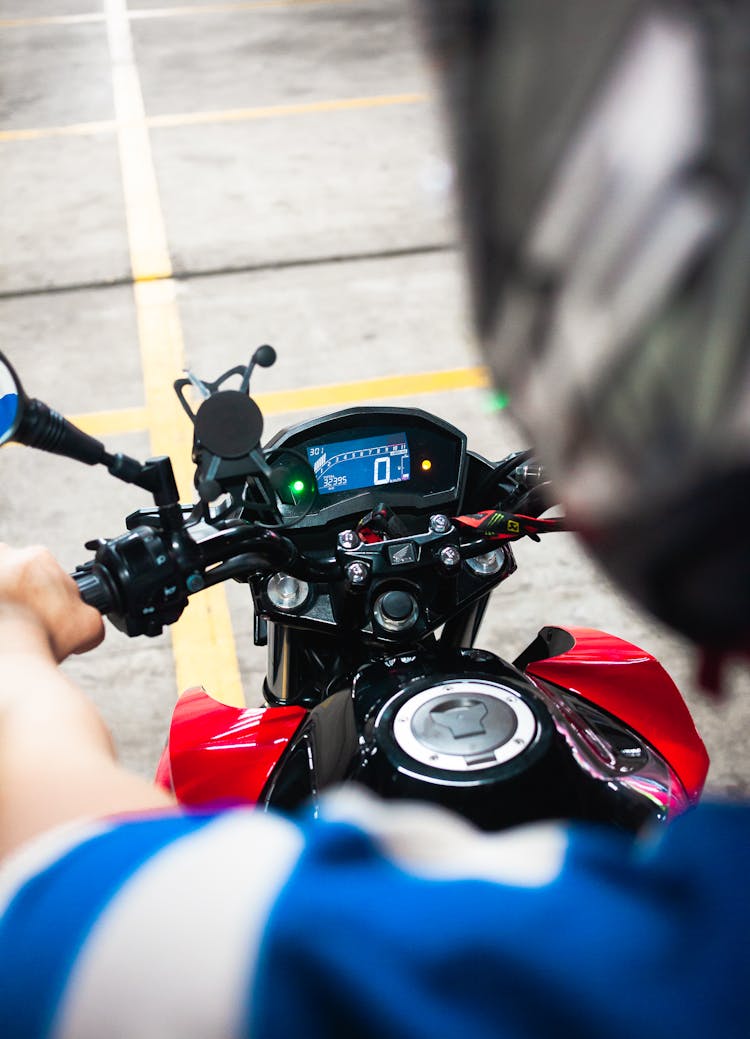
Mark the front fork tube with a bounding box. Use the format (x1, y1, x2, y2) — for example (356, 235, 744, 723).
(265, 591, 493, 704)
(264, 623, 345, 706)
(265, 622, 299, 704)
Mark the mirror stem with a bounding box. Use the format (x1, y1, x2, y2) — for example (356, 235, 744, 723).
(18, 399, 107, 466)
(17, 404, 183, 530)
(108, 453, 184, 532)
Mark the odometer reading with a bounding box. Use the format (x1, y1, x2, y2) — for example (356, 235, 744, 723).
(307, 432, 410, 495)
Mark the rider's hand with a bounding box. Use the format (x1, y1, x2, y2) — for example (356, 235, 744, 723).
(0, 544, 105, 662)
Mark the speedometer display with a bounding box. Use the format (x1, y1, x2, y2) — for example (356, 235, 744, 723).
(263, 406, 467, 528)
(307, 432, 410, 495)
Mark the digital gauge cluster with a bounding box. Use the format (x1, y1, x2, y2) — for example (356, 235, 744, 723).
(263, 407, 467, 528)
(308, 432, 410, 496)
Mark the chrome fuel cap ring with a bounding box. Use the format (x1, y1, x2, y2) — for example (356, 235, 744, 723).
(388, 679, 537, 772)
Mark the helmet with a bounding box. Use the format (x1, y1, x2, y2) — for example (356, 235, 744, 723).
(419, 0, 750, 651)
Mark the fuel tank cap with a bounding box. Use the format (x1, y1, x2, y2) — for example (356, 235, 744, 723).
(389, 679, 537, 772)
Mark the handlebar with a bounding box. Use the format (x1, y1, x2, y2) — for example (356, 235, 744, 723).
(74, 569, 118, 613)
(70, 500, 566, 638)
(69, 517, 344, 637)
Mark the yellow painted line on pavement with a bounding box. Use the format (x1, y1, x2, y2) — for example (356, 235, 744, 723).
(129, 0, 353, 20)
(146, 93, 427, 130)
(67, 367, 490, 438)
(255, 366, 490, 415)
(0, 94, 427, 145)
(0, 0, 351, 30)
(70, 406, 148, 438)
(0, 120, 117, 143)
(0, 13, 105, 28)
(105, 0, 244, 708)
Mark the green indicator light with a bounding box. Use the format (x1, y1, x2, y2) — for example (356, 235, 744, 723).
(485, 389, 510, 412)
(291, 479, 306, 493)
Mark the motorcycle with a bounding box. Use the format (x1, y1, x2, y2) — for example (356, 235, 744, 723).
(0, 348, 709, 832)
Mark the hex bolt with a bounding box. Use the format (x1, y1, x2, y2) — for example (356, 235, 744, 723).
(346, 561, 369, 586)
(338, 529, 360, 550)
(439, 545, 461, 569)
(429, 514, 451, 534)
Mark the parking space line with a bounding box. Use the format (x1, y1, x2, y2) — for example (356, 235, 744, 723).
(129, 0, 353, 20)
(0, 14, 105, 28)
(69, 406, 148, 437)
(105, 0, 245, 708)
(255, 367, 490, 415)
(147, 93, 427, 130)
(68, 367, 490, 437)
(0, 94, 426, 145)
(0, 0, 351, 30)
(0, 120, 117, 143)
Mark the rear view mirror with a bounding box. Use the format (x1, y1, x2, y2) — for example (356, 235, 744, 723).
(0, 350, 182, 516)
(0, 354, 24, 446)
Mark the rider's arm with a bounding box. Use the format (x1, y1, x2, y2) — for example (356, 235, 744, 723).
(0, 544, 174, 859)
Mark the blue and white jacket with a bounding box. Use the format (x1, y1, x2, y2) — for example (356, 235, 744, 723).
(1, 789, 748, 1038)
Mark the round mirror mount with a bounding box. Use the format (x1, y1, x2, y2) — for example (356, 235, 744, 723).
(0, 352, 26, 447)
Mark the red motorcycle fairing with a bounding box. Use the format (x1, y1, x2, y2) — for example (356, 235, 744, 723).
(156, 628, 708, 820)
(522, 627, 709, 803)
(155, 687, 306, 807)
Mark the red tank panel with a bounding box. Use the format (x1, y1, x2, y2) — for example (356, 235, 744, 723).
(525, 627, 709, 803)
(154, 746, 173, 794)
(159, 686, 306, 808)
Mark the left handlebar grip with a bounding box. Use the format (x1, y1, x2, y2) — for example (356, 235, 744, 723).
(73, 570, 117, 614)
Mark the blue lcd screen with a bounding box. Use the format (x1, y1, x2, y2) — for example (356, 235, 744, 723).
(307, 433, 410, 495)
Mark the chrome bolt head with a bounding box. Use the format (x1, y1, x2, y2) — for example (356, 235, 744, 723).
(267, 572, 310, 611)
(429, 514, 451, 534)
(439, 545, 461, 569)
(346, 561, 369, 585)
(466, 549, 504, 576)
(338, 529, 360, 550)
